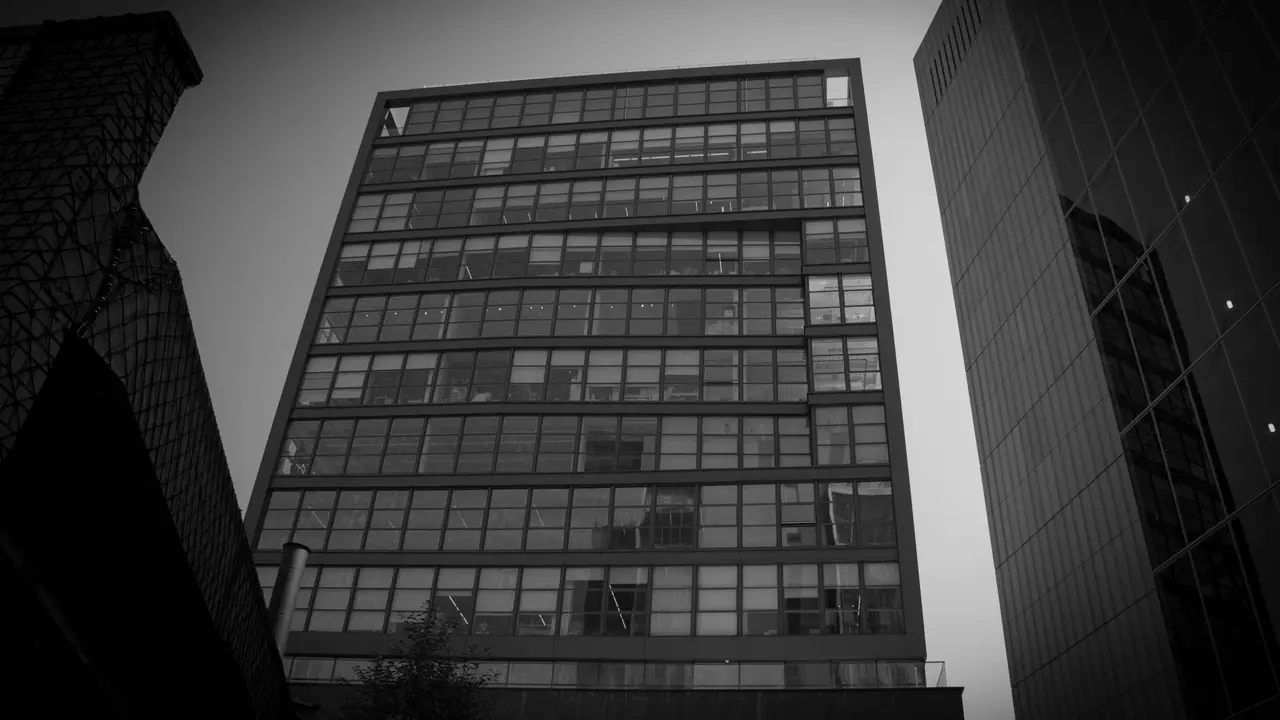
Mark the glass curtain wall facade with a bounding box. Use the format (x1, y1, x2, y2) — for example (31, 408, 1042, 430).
(916, 1, 1280, 719)
(246, 60, 931, 695)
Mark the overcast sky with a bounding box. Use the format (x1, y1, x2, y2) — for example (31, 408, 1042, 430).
(6, 0, 1013, 715)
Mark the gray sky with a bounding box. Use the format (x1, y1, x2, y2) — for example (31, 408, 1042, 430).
(8, 0, 1013, 715)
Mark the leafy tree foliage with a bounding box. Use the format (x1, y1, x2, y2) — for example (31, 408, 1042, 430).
(338, 605, 496, 720)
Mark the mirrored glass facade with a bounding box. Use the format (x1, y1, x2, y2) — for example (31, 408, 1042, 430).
(916, 1, 1280, 718)
(247, 60, 934, 703)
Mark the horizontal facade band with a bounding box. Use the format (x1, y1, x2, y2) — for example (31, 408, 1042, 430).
(285, 632, 926, 663)
(371, 107, 857, 148)
(255, 547, 901, 568)
(324, 272, 804, 296)
(263, 464, 892, 489)
(308, 336, 809, 355)
(361, 154, 861, 193)
(289, 402, 816, 420)
(342, 207, 866, 243)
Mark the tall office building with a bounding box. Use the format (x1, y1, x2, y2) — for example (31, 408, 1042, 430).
(0, 12, 295, 719)
(246, 60, 961, 718)
(915, 1, 1280, 718)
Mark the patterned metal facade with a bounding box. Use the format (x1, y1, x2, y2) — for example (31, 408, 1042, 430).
(0, 13, 294, 720)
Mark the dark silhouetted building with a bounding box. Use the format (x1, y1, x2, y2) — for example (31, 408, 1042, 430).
(0, 12, 296, 720)
(243, 60, 963, 718)
(915, 1, 1280, 718)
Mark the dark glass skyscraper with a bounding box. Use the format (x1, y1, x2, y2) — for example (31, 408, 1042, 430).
(245, 60, 962, 717)
(915, 1, 1280, 718)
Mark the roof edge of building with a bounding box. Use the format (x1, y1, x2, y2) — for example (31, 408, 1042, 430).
(14, 11, 205, 87)
(381, 57, 862, 100)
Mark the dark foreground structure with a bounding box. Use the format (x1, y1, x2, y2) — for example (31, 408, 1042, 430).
(0, 13, 295, 720)
(244, 60, 963, 718)
(916, 1, 1280, 718)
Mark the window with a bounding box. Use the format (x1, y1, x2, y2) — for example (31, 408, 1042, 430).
(403, 101, 435, 135)
(262, 481, 893, 553)
(463, 97, 494, 131)
(807, 274, 875, 325)
(605, 567, 650, 636)
(511, 136, 546, 174)
(544, 135, 576, 171)
(708, 79, 738, 114)
(810, 337, 881, 392)
(676, 81, 706, 116)
(741, 565, 779, 635)
(767, 76, 796, 111)
(474, 568, 518, 635)
(741, 483, 777, 548)
(771, 169, 800, 210)
(313, 286, 806, 343)
(561, 567, 605, 635)
(828, 117, 857, 155)
(825, 74, 851, 107)
(742, 78, 766, 112)
(435, 99, 465, 132)
(305, 567, 352, 631)
(780, 482, 816, 547)
(817, 482, 854, 548)
(390, 568, 434, 630)
(521, 93, 551, 126)
(380, 74, 824, 137)
(451, 140, 484, 178)
(348, 167, 862, 230)
(276, 415, 811, 478)
(527, 488, 568, 549)
(641, 127, 673, 165)
(822, 563, 859, 634)
(814, 404, 888, 465)
(551, 91, 583, 124)
(434, 567, 477, 629)
(265, 560, 901, 639)
(797, 75, 824, 109)
(696, 566, 738, 635)
(650, 566, 693, 635)
(863, 563, 904, 633)
(645, 84, 674, 118)
(769, 121, 798, 159)
(280, 346, 811, 407)
(782, 564, 820, 634)
(857, 481, 896, 545)
(576, 132, 608, 170)
(673, 126, 705, 164)
(364, 145, 424, 183)
(797, 120, 826, 158)
(518, 567, 561, 635)
(804, 218, 868, 265)
(610, 87, 641, 121)
(583, 88, 613, 122)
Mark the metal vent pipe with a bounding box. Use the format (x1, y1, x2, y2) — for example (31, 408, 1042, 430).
(266, 542, 310, 657)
